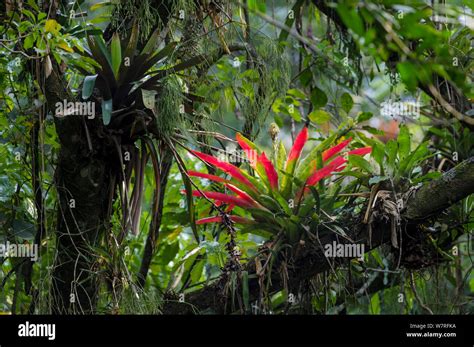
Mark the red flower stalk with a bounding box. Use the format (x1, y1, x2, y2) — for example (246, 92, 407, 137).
(190, 150, 256, 190)
(225, 184, 259, 207)
(347, 146, 372, 156)
(187, 190, 258, 209)
(258, 152, 279, 189)
(188, 170, 228, 183)
(322, 137, 352, 161)
(236, 133, 258, 168)
(286, 127, 308, 169)
(196, 216, 254, 225)
(306, 158, 347, 186)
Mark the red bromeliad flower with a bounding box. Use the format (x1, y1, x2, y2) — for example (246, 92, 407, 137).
(186, 127, 371, 228)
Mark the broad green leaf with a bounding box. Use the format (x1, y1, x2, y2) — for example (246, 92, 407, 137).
(341, 93, 354, 114)
(372, 142, 385, 169)
(385, 139, 398, 168)
(310, 86, 328, 108)
(24, 34, 36, 50)
(398, 125, 411, 160)
(368, 176, 388, 185)
(287, 88, 306, 100)
(397, 62, 418, 90)
(82, 75, 97, 100)
(142, 89, 157, 110)
(45, 19, 61, 35)
(357, 112, 373, 123)
(336, 4, 364, 37)
(101, 99, 112, 125)
(248, 0, 266, 12)
(308, 109, 331, 124)
(349, 155, 372, 174)
(370, 293, 381, 314)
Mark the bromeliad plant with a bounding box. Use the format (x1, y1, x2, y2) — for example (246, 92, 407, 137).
(188, 127, 371, 244)
(77, 22, 207, 135)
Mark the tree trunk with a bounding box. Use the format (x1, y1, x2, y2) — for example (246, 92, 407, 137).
(45, 64, 113, 314)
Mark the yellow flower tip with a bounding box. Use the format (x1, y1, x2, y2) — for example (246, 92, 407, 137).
(269, 122, 280, 141)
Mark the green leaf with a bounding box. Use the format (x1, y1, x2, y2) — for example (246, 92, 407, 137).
(299, 68, 312, 87)
(370, 293, 381, 314)
(122, 21, 139, 67)
(90, 1, 113, 11)
(93, 35, 112, 68)
(276, 140, 287, 173)
(247, 0, 266, 12)
(12, 219, 35, 240)
(101, 99, 112, 125)
(336, 4, 364, 37)
(24, 34, 36, 50)
(278, 0, 304, 42)
(385, 140, 398, 168)
(357, 112, 373, 123)
(398, 125, 411, 161)
(308, 109, 331, 124)
(310, 87, 328, 108)
(341, 93, 354, 114)
(369, 176, 387, 185)
(110, 33, 122, 79)
(82, 75, 97, 100)
(362, 125, 385, 135)
(142, 89, 157, 110)
(140, 27, 162, 56)
(287, 88, 306, 100)
(372, 142, 385, 168)
(349, 155, 372, 174)
(288, 107, 302, 122)
(397, 62, 418, 90)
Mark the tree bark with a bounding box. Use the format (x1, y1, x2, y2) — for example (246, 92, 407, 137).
(45, 63, 113, 314)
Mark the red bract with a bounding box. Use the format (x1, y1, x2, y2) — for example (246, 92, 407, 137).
(236, 133, 258, 168)
(306, 157, 347, 186)
(286, 127, 308, 167)
(322, 137, 352, 161)
(188, 170, 228, 183)
(225, 184, 259, 207)
(190, 150, 256, 190)
(327, 155, 348, 169)
(196, 216, 254, 225)
(187, 190, 258, 209)
(347, 146, 372, 156)
(259, 152, 278, 189)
